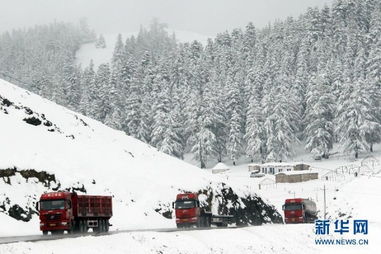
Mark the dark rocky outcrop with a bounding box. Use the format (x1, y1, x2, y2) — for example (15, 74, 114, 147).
(23, 116, 42, 126)
(155, 203, 173, 219)
(19, 169, 56, 187)
(156, 183, 283, 225)
(200, 184, 283, 225)
(8, 204, 37, 222)
(0, 167, 87, 222)
(0, 167, 17, 184)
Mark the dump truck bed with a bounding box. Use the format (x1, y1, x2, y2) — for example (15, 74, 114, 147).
(77, 195, 112, 218)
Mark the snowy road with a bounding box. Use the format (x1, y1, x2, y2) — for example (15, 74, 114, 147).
(0, 226, 244, 245)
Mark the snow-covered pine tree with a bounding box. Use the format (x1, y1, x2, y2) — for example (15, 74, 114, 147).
(61, 57, 81, 110)
(104, 70, 123, 129)
(263, 79, 299, 162)
(188, 92, 218, 169)
(124, 73, 141, 137)
(336, 78, 381, 158)
(112, 34, 124, 68)
(304, 73, 335, 158)
(151, 83, 184, 158)
(226, 72, 244, 165)
(209, 74, 228, 163)
(95, 34, 106, 48)
(79, 60, 96, 116)
(93, 63, 111, 121)
(243, 22, 257, 63)
(245, 61, 266, 162)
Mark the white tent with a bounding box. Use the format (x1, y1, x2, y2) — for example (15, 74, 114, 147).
(212, 162, 230, 174)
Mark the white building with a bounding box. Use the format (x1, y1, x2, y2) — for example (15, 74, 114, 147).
(260, 163, 294, 174)
(248, 162, 310, 175)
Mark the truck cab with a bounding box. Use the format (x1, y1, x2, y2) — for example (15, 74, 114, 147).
(174, 193, 233, 228)
(282, 198, 317, 223)
(37, 192, 77, 235)
(174, 193, 202, 227)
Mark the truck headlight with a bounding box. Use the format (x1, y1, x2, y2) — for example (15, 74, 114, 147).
(40, 223, 45, 226)
(61, 222, 67, 225)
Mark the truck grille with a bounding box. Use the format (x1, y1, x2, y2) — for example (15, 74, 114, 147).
(44, 214, 62, 221)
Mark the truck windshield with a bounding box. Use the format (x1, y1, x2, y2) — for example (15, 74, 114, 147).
(175, 200, 196, 209)
(40, 199, 65, 210)
(284, 204, 303, 211)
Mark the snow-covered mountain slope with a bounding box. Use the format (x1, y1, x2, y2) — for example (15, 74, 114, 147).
(0, 78, 214, 235)
(75, 30, 209, 69)
(0, 79, 281, 237)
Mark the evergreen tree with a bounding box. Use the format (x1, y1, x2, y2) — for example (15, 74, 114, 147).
(79, 60, 96, 116)
(104, 70, 123, 129)
(93, 63, 111, 121)
(336, 79, 381, 158)
(245, 67, 265, 162)
(304, 73, 335, 158)
(263, 82, 299, 162)
(95, 34, 106, 48)
(226, 72, 244, 165)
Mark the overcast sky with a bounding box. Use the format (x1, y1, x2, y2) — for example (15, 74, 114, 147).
(0, 0, 334, 36)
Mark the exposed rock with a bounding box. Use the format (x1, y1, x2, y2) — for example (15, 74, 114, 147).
(8, 204, 36, 222)
(19, 169, 56, 187)
(23, 116, 42, 126)
(0, 167, 87, 222)
(157, 183, 283, 225)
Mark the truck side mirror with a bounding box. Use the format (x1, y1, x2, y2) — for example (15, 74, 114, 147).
(172, 202, 174, 209)
(35, 201, 40, 211)
(282, 205, 285, 210)
(67, 200, 72, 209)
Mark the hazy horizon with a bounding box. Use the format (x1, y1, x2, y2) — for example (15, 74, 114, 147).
(0, 0, 334, 37)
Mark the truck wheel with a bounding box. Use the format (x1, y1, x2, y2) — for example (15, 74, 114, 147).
(42, 231, 48, 236)
(200, 217, 206, 228)
(105, 220, 110, 232)
(80, 220, 87, 233)
(98, 220, 103, 232)
(196, 218, 202, 228)
(99, 219, 105, 232)
(68, 221, 75, 234)
(207, 217, 211, 227)
(102, 220, 106, 232)
(79, 220, 83, 233)
(216, 222, 228, 227)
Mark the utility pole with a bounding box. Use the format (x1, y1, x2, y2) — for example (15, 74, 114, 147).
(323, 184, 326, 220)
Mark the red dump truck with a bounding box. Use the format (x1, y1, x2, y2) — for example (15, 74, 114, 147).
(174, 193, 234, 228)
(37, 192, 112, 235)
(282, 198, 317, 223)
